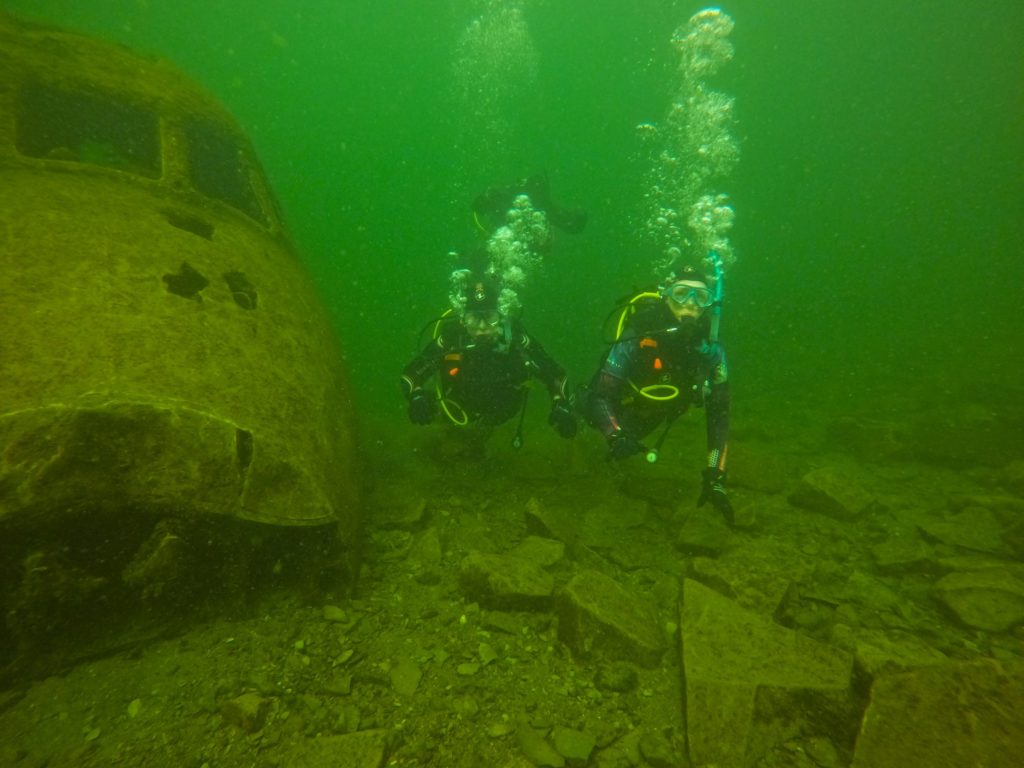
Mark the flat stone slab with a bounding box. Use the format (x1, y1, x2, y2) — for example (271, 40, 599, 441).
(850, 629, 950, 680)
(918, 507, 1007, 556)
(458, 552, 554, 611)
(510, 535, 565, 567)
(285, 729, 389, 768)
(852, 658, 1024, 768)
(788, 466, 884, 520)
(557, 569, 665, 668)
(680, 579, 854, 767)
(933, 568, 1024, 632)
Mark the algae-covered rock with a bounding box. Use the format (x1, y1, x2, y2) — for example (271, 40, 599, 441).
(680, 578, 855, 767)
(933, 569, 1024, 632)
(458, 552, 555, 611)
(557, 569, 665, 668)
(789, 466, 885, 520)
(852, 659, 1024, 768)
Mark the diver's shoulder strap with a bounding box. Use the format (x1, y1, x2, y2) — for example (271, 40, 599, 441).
(612, 290, 664, 342)
(433, 312, 464, 350)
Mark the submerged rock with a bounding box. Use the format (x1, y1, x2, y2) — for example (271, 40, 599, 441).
(287, 730, 389, 768)
(220, 692, 270, 733)
(918, 507, 1008, 557)
(458, 552, 554, 611)
(675, 513, 731, 557)
(389, 655, 422, 697)
(933, 569, 1024, 632)
(516, 720, 565, 767)
(680, 578, 855, 767)
(788, 466, 885, 520)
(845, 627, 950, 680)
(557, 569, 665, 668)
(551, 725, 596, 763)
(510, 535, 565, 567)
(852, 658, 1024, 768)
(638, 729, 680, 768)
(593, 661, 639, 693)
(870, 532, 936, 575)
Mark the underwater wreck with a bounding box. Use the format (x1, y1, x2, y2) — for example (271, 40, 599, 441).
(0, 12, 360, 669)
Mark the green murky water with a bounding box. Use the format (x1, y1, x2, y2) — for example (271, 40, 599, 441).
(3, 4, 1024, 764)
(6, 0, 1021, 425)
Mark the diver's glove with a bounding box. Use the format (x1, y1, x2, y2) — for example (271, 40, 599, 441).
(608, 430, 643, 460)
(698, 468, 734, 525)
(548, 397, 577, 439)
(407, 390, 436, 425)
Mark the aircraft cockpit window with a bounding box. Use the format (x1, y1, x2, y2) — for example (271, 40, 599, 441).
(15, 81, 161, 178)
(184, 118, 268, 226)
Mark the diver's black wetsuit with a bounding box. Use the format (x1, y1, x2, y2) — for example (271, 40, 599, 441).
(589, 302, 730, 472)
(401, 318, 569, 427)
(473, 174, 588, 235)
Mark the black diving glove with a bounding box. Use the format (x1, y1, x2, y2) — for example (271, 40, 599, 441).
(608, 431, 643, 460)
(548, 398, 577, 439)
(407, 390, 436, 425)
(698, 467, 734, 525)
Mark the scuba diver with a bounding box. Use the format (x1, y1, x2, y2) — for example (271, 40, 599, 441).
(400, 272, 577, 446)
(586, 258, 734, 524)
(472, 173, 587, 237)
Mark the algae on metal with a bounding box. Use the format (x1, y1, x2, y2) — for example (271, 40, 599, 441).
(0, 11, 361, 665)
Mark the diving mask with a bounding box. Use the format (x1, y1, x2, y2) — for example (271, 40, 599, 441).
(463, 309, 503, 334)
(664, 282, 713, 308)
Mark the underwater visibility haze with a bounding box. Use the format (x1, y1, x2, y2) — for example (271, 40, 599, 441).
(1, 0, 1023, 766)
(3, 0, 1020, 410)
